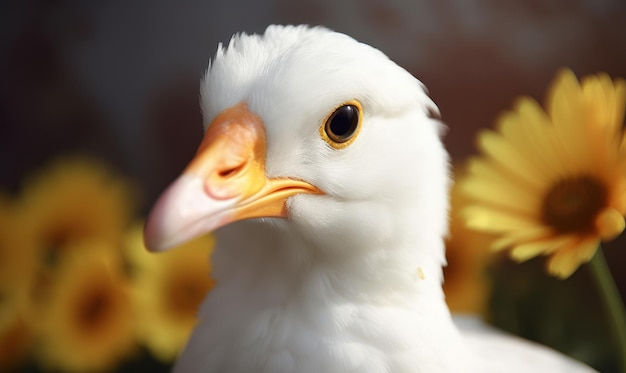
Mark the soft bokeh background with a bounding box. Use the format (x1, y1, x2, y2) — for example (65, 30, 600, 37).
(2, 0, 626, 372)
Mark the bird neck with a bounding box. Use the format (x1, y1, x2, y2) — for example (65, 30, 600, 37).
(187, 220, 471, 373)
(211, 218, 449, 312)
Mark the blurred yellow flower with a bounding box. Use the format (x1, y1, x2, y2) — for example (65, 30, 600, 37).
(462, 69, 626, 278)
(0, 194, 37, 370)
(0, 192, 37, 294)
(444, 166, 495, 315)
(126, 222, 215, 362)
(0, 304, 33, 371)
(34, 242, 135, 372)
(18, 157, 134, 266)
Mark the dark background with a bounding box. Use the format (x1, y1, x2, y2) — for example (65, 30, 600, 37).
(3, 0, 626, 204)
(2, 1, 626, 371)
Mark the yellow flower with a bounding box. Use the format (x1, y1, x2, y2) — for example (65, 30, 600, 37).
(444, 165, 495, 314)
(461, 68, 626, 278)
(126, 222, 215, 362)
(0, 193, 37, 370)
(0, 304, 33, 371)
(34, 242, 136, 372)
(0, 192, 38, 299)
(18, 157, 134, 266)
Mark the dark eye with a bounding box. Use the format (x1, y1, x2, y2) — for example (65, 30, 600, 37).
(324, 104, 361, 144)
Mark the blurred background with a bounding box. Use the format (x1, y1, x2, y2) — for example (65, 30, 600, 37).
(1, 0, 626, 372)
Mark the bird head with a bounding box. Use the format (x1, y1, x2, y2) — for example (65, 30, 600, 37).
(145, 25, 449, 261)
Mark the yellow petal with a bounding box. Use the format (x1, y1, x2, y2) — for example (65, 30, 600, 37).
(489, 226, 553, 252)
(462, 205, 537, 233)
(547, 70, 597, 173)
(476, 130, 546, 189)
(548, 69, 583, 132)
(595, 207, 625, 241)
(582, 74, 626, 136)
(547, 237, 599, 279)
(579, 74, 625, 172)
(613, 182, 626, 212)
(582, 73, 609, 129)
(516, 99, 567, 175)
(576, 237, 601, 262)
(499, 100, 560, 179)
(510, 235, 572, 262)
(461, 159, 541, 212)
(613, 79, 626, 133)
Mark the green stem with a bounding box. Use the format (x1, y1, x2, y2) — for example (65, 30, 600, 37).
(589, 248, 626, 373)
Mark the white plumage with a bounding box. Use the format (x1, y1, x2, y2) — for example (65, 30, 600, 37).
(144, 25, 596, 372)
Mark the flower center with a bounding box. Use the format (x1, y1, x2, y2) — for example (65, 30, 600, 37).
(43, 219, 90, 266)
(76, 285, 113, 335)
(541, 176, 607, 234)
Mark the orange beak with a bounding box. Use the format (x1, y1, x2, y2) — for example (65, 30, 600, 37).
(144, 103, 322, 252)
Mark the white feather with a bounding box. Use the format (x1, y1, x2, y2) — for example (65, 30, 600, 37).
(175, 25, 596, 373)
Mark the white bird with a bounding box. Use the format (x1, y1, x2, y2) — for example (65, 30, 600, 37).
(144, 25, 597, 373)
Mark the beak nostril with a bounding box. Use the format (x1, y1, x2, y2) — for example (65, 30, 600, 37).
(218, 165, 243, 178)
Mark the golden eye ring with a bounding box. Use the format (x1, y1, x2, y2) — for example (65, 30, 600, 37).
(320, 100, 363, 149)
